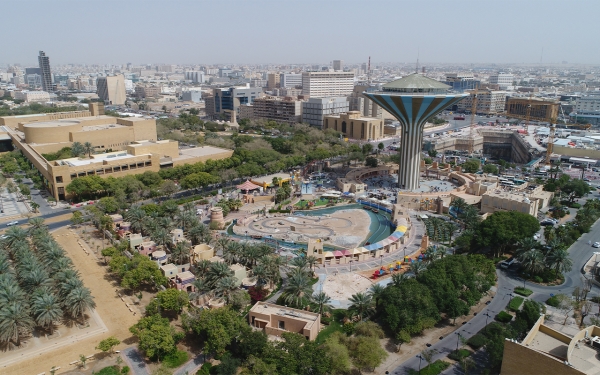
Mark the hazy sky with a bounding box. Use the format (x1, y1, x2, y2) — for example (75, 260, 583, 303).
(4, 0, 600, 66)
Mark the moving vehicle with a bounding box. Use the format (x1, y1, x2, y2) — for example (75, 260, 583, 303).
(500, 257, 516, 269)
(454, 116, 465, 120)
(6, 221, 18, 227)
(593, 242, 600, 248)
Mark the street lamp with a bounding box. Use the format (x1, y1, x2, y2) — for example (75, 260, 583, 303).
(454, 332, 462, 352)
(403, 246, 407, 258)
(417, 354, 424, 374)
(380, 254, 384, 266)
(349, 260, 353, 272)
(484, 312, 493, 331)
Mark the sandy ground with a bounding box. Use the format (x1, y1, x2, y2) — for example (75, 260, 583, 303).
(0, 228, 140, 375)
(320, 273, 373, 300)
(234, 208, 371, 248)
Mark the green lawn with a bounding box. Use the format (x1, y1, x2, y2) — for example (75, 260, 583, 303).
(315, 309, 346, 344)
(163, 350, 189, 368)
(508, 296, 524, 312)
(513, 287, 533, 297)
(407, 360, 451, 375)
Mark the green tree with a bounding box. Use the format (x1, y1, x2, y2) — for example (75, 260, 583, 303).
(96, 336, 121, 356)
(31, 293, 63, 334)
(322, 333, 352, 375)
(155, 289, 189, 314)
(427, 148, 438, 157)
(562, 179, 591, 202)
(98, 196, 119, 214)
(130, 315, 181, 361)
(70, 211, 85, 226)
(462, 159, 480, 173)
(0, 301, 35, 346)
(71, 142, 85, 157)
(365, 156, 378, 168)
(348, 292, 374, 321)
(185, 307, 249, 356)
(83, 142, 94, 157)
(476, 211, 541, 257)
(282, 273, 313, 308)
(350, 336, 388, 373)
(64, 286, 96, 325)
(482, 164, 499, 174)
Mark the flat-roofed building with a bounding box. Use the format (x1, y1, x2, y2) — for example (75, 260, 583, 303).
(458, 89, 507, 115)
(248, 302, 321, 341)
(301, 71, 354, 98)
(506, 97, 559, 123)
(251, 96, 303, 124)
(302, 97, 349, 128)
(12, 90, 50, 103)
(323, 111, 384, 141)
(135, 85, 160, 99)
(280, 73, 302, 88)
(480, 187, 540, 216)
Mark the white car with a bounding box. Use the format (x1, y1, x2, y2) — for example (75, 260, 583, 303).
(0, 235, 7, 240)
(6, 221, 18, 227)
(593, 242, 600, 248)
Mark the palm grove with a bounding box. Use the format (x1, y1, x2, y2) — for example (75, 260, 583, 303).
(0, 219, 95, 347)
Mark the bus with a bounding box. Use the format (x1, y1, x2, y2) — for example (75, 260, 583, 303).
(500, 181, 515, 187)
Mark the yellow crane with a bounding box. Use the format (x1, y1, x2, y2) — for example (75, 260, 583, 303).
(546, 123, 555, 166)
(525, 93, 533, 135)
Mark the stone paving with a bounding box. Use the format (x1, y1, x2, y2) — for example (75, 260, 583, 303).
(0, 186, 30, 220)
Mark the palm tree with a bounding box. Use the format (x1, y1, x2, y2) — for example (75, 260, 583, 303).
(305, 256, 320, 275)
(409, 262, 427, 276)
(170, 241, 191, 265)
(289, 256, 308, 271)
(311, 291, 331, 315)
(28, 217, 46, 232)
(252, 263, 269, 288)
(32, 293, 63, 334)
(176, 211, 196, 232)
(71, 142, 84, 157)
(190, 278, 209, 304)
(546, 249, 573, 276)
(450, 197, 468, 217)
(519, 249, 545, 274)
(0, 301, 34, 346)
(192, 259, 211, 277)
(153, 228, 171, 250)
(206, 262, 234, 288)
(58, 277, 84, 302)
(368, 284, 385, 309)
(161, 200, 179, 219)
(0, 281, 26, 306)
(21, 267, 52, 293)
(391, 272, 412, 287)
(3, 226, 28, 248)
(223, 241, 240, 265)
(515, 238, 538, 258)
(124, 207, 146, 234)
(215, 276, 239, 302)
(83, 142, 94, 157)
(282, 273, 313, 308)
(64, 286, 96, 325)
(348, 292, 374, 321)
(188, 223, 210, 245)
(216, 237, 231, 256)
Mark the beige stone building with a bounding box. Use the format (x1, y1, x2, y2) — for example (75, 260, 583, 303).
(1, 104, 233, 201)
(501, 315, 600, 375)
(458, 89, 507, 115)
(323, 111, 384, 141)
(135, 85, 161, 99)
(96, 74, 126, 105)
(248, 302, 321, 341)
(480, 184, 552, 216)
(249, 96, 303, 124)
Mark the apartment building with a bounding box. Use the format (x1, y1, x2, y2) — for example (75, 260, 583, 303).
(185, 71, 205, 83)
(489, 72, 513, 89)
(332, 60, 343, 71)
(302, 97, 349, 128)
(38, 51, 55, 92)
(135, 85, 161, 99)
(249, 96, 303, 124)
(458, 89, 507, 115)
(301, 71, 354, 98)
(267, 73, 280, 89)
(323, 111, 384, 141)
(97, 74, 126, 105)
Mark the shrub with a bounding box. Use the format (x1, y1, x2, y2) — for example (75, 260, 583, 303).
(533, 276, 543, 283)
(495, 311, 513, 323)
(570, 203, 581, 209)
(96, 367, 120, 375)
(196, 363, 213, 375)
(248, 286, 269, 302)
(546, 296, 560, 307)
(467, 334, 488, 350)
(163, 350, 189, 368)
(448, 349, 471, 361)
(508, 296, 524, 312)
(409, 360, 450, 375)
(121, 367, 130, 375)
(513, 287, 533, 297)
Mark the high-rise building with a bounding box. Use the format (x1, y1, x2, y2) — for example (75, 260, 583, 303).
(38, 51, 55, 92)
(210, 86, 262, 119)
(267, 73, 280, 89)
(458, 89, 507, 115)
(301, 71, 354, 98)
(302, 97, 349, 128)
(185, 71, 205, 83)
(280, 73, 302, 88)
(333, 60, 343, 71)
(97, 74, 127, 105)
(363, 74, 467, 190)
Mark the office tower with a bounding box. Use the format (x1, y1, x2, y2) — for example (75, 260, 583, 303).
(363, 74, 467, 190)
(210, 86, 263, 118)
(301, 71, 354, 98)
(333, 60, 343, 71)
(280, 73, 302, 88)
(38, 51, 55, 91)
(96, 74, 127, 105)
(489, 72, 514, 89)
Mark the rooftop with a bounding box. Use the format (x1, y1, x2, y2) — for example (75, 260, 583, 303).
(382, 73, 451, 93)
(173, 145, 233, 162)
(250, 302, 320, 328)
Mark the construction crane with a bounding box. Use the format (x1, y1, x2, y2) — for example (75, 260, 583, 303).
(468, 84, 479, 155)
(524, 93, 533, 135)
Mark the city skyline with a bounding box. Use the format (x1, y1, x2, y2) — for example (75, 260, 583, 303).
(2, 0, 600, 66)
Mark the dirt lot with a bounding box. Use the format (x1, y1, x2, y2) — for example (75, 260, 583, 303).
(1, 228, 140, 375)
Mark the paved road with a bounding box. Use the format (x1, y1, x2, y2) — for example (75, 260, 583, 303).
(121, 347, 149, 375)
(174, 353, 204, 375)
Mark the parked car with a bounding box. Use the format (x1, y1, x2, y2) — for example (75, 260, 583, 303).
(500, 257, 516, 269)
(593, 242, 600, 248)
